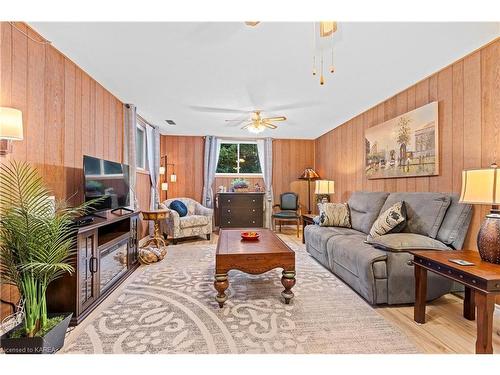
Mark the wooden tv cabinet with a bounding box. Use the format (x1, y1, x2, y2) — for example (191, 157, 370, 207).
(47, 210, 140, 326)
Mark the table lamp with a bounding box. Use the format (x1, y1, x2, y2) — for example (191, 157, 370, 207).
(0, 107, 23, 156)
(299, 167, 321, 214)
(315, 180, 335, 204)
(460, 163, 500, 264)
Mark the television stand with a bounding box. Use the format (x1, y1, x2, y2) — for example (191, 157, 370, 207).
(47, 209, 140, 326)
(90, 212, 107, 219)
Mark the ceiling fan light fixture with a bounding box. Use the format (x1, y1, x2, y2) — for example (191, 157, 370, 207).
(247, 124, 265, 134)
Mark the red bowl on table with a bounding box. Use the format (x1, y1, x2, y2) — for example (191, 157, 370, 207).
(241, 231, 260, 241)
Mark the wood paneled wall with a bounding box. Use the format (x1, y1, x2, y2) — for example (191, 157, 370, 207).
(273, 139, 316, 212)
(159, 135, 205, 202)
(160, 136, 316, 210)
(315, 39, 500, 250)
(0, 22, 151, 318)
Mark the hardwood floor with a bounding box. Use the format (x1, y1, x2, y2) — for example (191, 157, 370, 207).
(177, 226, 500, 354)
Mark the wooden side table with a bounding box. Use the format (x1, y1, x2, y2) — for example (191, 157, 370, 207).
(141, 209, 169, 249)
(411, 250, 500, 354)
(301, 214, 316, 244)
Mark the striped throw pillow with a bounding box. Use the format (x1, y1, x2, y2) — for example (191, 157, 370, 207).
(318, 203, 351, 228)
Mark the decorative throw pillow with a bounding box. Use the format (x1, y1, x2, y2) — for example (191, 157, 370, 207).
(318, 203, 351, 228)
(169, 200, 188, 217)
(366, 233, 451, 252)
(368, 201, 407, 240)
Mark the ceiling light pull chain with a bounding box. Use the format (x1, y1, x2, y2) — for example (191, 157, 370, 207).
(320, 54, 325, 86)
(312, 23, 317, 76)
(330, 32, 335, 74)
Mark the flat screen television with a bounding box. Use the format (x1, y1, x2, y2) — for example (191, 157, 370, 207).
(83, 155, 131, 212)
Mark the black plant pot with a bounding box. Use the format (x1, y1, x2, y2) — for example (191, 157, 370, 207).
(0, 313, 72, 354)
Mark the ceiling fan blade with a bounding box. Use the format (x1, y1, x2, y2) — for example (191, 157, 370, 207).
(262, 121, 278, 129)
(262, 116, 287, 122)
(226, 119, 251, 127)
(189, 105, 250, 114)
(266, 100, 320, 112)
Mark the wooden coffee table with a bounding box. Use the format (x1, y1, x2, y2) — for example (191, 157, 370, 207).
(214, 229, 296, 308)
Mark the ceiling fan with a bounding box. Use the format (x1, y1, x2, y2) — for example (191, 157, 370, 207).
(226, 110, 286, 134)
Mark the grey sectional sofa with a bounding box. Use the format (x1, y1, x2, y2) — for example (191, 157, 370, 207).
(304, 191, 472, 305)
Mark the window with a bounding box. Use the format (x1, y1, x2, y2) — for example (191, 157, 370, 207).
(216, 142, 262, 175)
(136, 125, 146, 170)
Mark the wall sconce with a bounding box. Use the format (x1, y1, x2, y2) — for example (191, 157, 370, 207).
(170, 173, 177, 183)
(0, 107, 23, 156)
(161, 182, 169, 192)
(159, 166, 166, 175)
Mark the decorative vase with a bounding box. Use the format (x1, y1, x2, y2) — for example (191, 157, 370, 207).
(477, 213, 500, 264)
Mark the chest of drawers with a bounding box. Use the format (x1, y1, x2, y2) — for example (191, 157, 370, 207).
(216, 192, 265, 228)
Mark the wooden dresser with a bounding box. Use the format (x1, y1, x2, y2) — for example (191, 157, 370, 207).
(216, 192, 265, 228)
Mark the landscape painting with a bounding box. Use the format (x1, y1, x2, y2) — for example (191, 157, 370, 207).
(365, 102, 439, 179)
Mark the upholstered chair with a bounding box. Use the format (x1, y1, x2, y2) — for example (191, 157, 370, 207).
(159, 197, 213, 244)
(272, 192, 302, 237)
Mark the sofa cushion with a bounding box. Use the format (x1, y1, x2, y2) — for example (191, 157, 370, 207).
(381, 192, 451, 238)
(366, 233, 451, 252)
(327, 236, 388, 278)
(327, 236, 388, 303)
(368, 201, 407, 239)
(436, 194, 473, 249)
(305, 225, 362, 253)
(179, 215, 210, 229)
(348, 191, 389, 234)
(169, 200, 188, 217)
(318, 203, 351, 228)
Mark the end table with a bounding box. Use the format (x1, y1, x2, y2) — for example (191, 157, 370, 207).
(301, 214, 316, 244)
(411, 250, 500, 354)
(141, 209, 169, 249)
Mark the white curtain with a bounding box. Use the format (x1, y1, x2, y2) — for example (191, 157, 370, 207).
(123, 104, 137, 210)
(202, 136, 221, 208)
(145, 123, 160, 233)
(257, 138, 273, 228)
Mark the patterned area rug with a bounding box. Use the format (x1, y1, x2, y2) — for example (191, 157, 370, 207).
(62, 235, 418, 354)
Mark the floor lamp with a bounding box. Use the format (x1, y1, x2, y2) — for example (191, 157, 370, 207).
(299, 167, 321, 214)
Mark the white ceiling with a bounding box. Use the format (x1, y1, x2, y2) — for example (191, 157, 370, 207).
(30, 22, 499, 139)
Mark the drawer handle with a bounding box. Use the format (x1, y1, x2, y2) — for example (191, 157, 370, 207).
(227, 209, 231, 212)
(228, 199, 231, 202)
(252, 221, 255, 223)
(252, 209, 255, 212)
(227, 221, 231, 224)
(252, 199, 255, 202)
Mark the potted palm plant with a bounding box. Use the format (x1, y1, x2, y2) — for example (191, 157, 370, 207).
(0, 161, 89, 354)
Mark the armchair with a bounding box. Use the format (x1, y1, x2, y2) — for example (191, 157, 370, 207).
(159, 197, 213, 244)
(272, 192, 302, 237)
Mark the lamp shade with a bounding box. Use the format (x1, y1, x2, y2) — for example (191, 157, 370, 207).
(460, 166, 500, 205)
(159, 166, 165, 175)
(315, 180, 335, 195)
(170, 173, 177, 182)
(299, 168, 320, 181)
(0, 107, 23, 140)
(161, 182, 169, 191)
